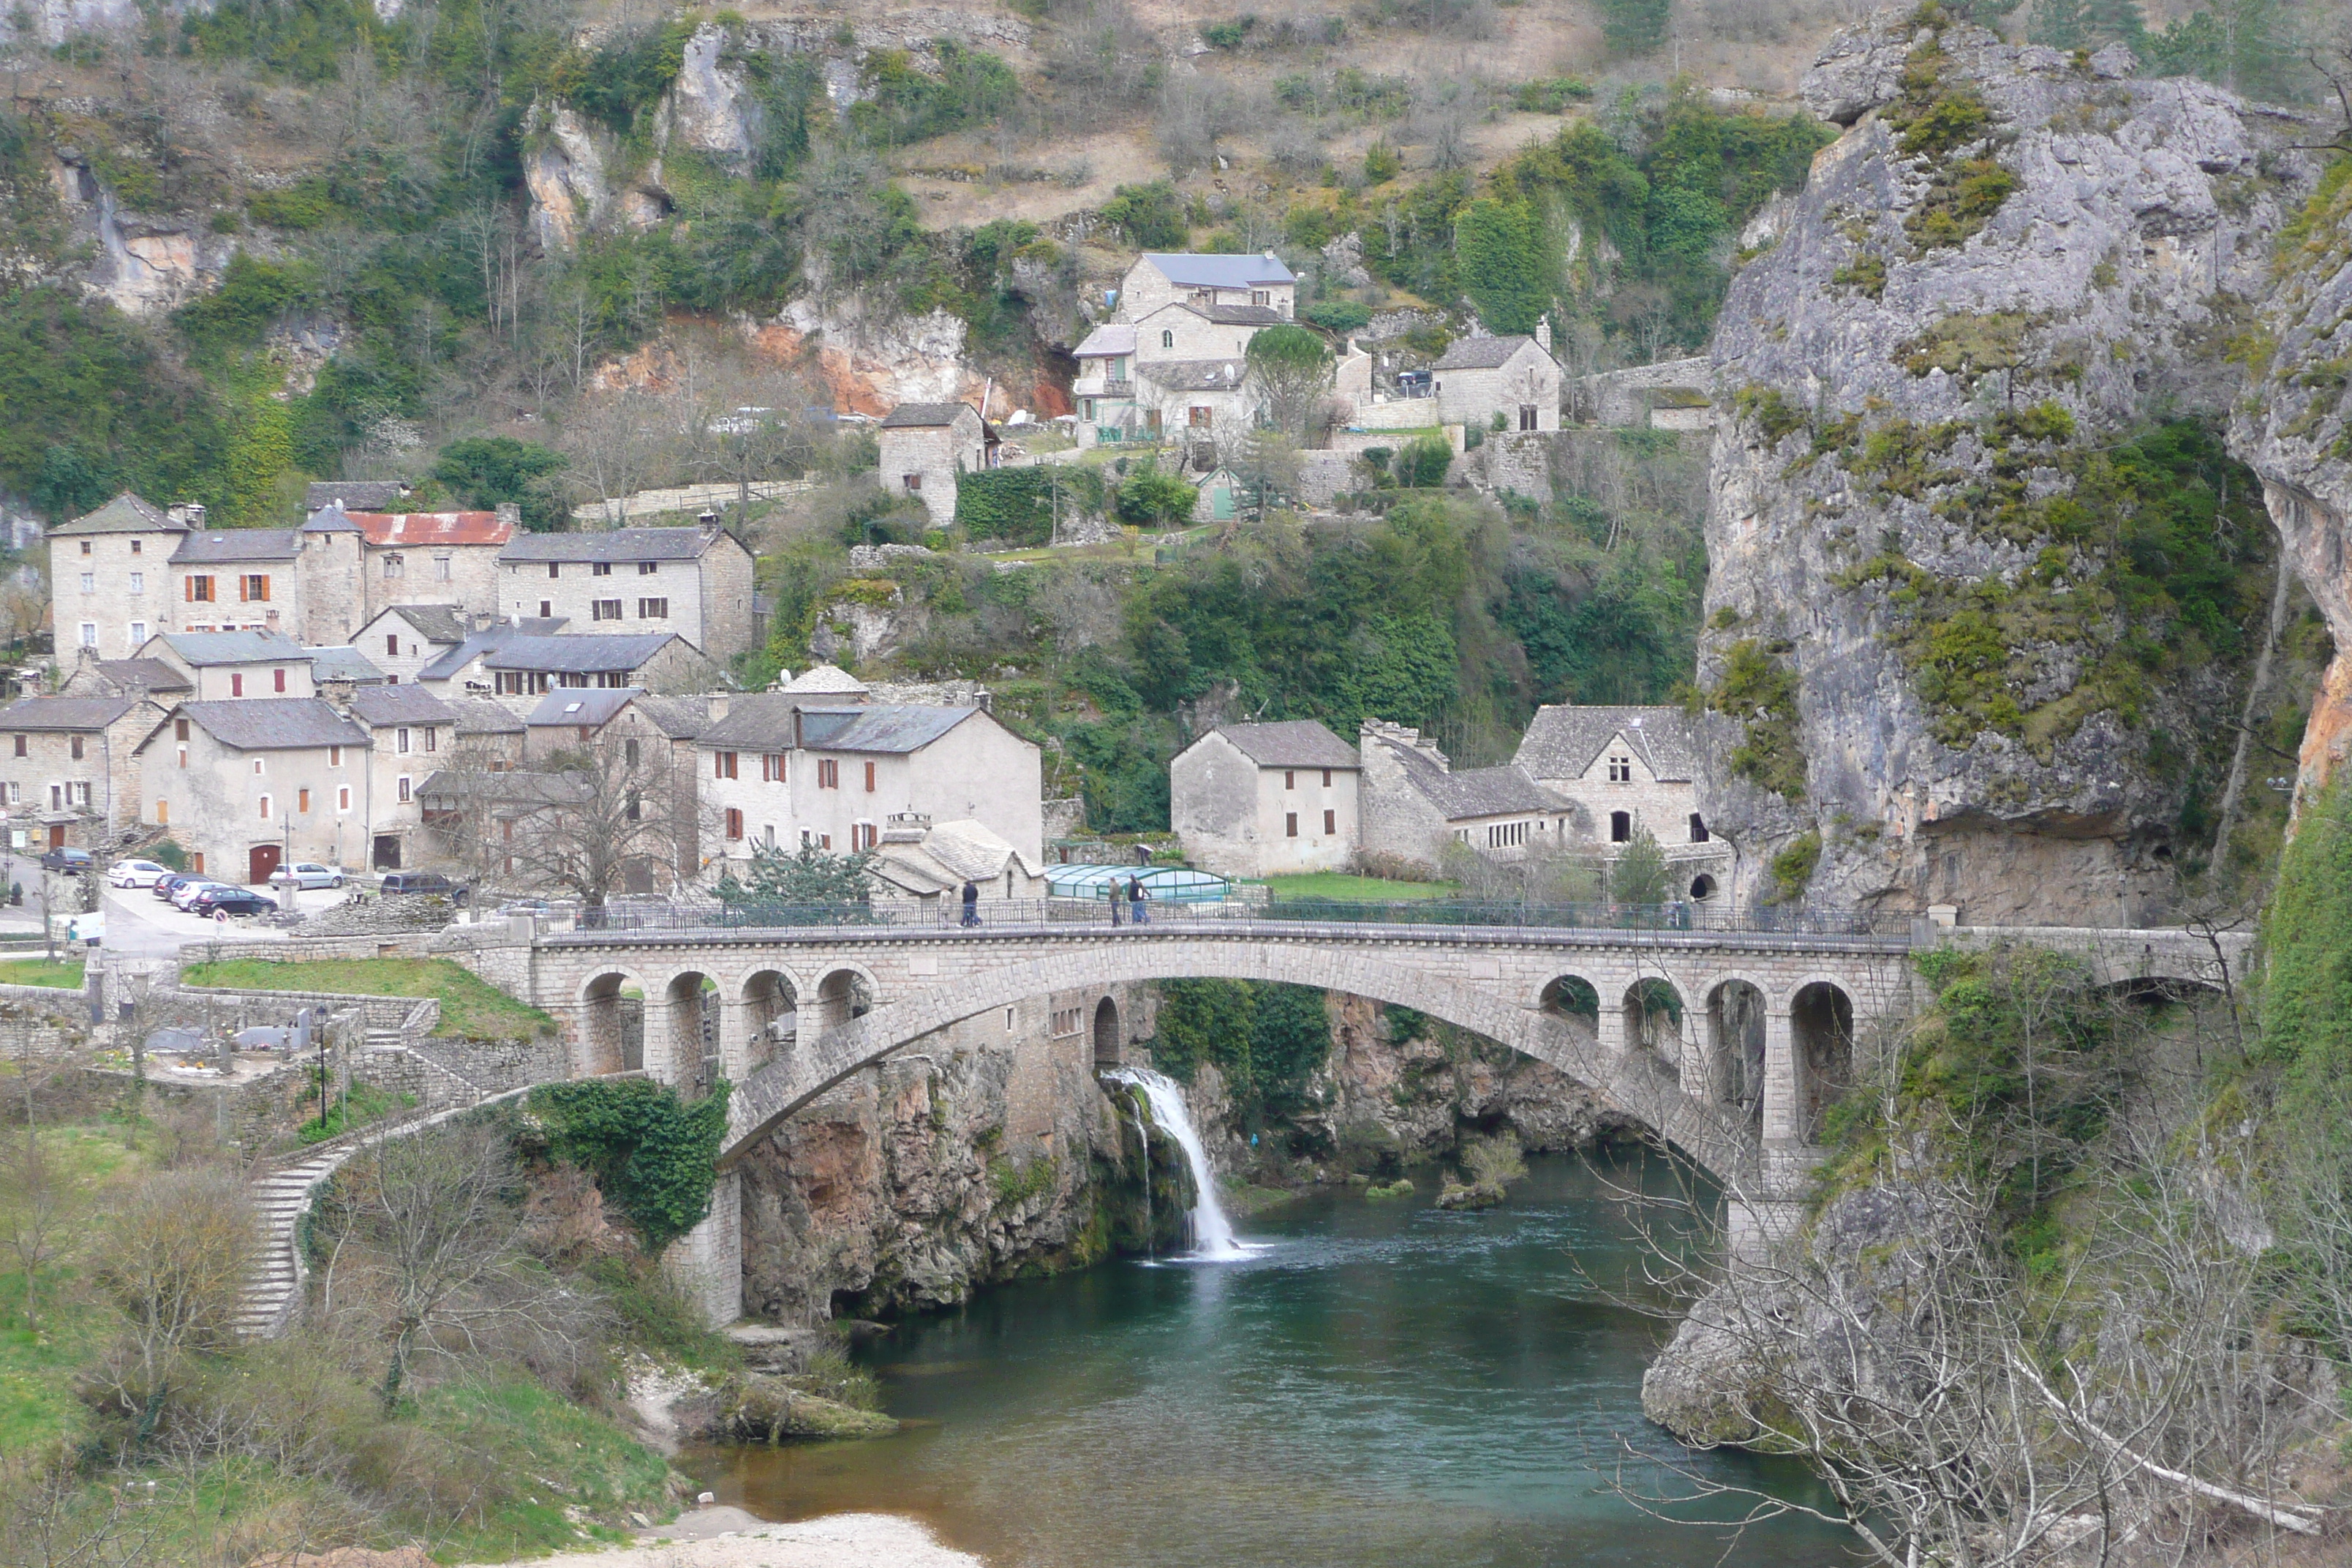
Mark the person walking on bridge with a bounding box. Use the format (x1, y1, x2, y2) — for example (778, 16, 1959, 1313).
(1128, 875, 1149, 927)
(961, 880, 981, 927)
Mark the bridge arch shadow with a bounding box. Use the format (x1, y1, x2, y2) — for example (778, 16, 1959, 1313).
(1093, 997, 1123, 1067)
(578, 970, 644, 1076)
(1705, 979, 1768, 1130)
(660, 969, 721, 1098)
(1622, 978, 1686, 1071)
(739, 969, 799, 1075)
(1791, 980, 1855, 1142)
(813, 966, 875, 1030)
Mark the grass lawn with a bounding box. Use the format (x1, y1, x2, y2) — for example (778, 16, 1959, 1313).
(0, 957, 86, 987)
(1259, 872, 1458, 901)
(179, 957, 555, 1040)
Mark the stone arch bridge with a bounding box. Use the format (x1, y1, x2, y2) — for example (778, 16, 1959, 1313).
(508, 913, 2244, 1324)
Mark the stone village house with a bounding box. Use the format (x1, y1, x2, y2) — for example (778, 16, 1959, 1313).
(342, 684, 461, 871)
(352, 603, 471, 686)
(0, 694, 167, 852)
(875, 403, 993, 527)
(1512, 704, 1730, 901)
(1431, 329, 1561, 434)
(696, 685, 1043, 872)
(416, 628, 712, 709)
(1357, 720, 1572, 871)
(1169, 720, 1362, 879)
(497, 522, 755, 660)
(134, 698, 376, 885)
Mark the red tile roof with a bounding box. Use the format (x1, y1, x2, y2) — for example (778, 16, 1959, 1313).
(348, 510, 514, 547)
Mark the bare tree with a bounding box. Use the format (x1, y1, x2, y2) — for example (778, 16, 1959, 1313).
(497, 733, 711, 908)
(91, 1168, 254, 1431)
(317, 1123, 602, 1411)
(0, 1092, 79, 1337)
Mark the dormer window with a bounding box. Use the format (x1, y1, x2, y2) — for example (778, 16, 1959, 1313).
(1607, 754, 1632, 783)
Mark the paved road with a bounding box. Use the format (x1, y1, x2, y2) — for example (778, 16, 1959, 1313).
(100, 880, 299, 960)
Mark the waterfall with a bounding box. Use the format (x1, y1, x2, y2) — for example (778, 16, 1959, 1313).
(1107, 1068, 1242, 1259)
(1131, 1100, 1152, 1250)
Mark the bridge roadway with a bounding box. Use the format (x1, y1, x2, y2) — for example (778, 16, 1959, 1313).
(514, 909, 2247, 1324)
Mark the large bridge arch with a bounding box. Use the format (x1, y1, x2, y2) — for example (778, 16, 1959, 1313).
(717, 936, 1761, 1188)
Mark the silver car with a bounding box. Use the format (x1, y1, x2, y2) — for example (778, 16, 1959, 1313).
(266, 862, 347, 890)
(169, 879, 230, 911)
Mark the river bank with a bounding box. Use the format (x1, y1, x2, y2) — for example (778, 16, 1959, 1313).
(505, 1511, 981, 1568)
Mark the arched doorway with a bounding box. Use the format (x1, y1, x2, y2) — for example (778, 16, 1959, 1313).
(1688, 873, 1716, 902)
(1707, 979, 1767, 1127)
(581, 972, 640, 1076)
(663, 971, 720, 1096)
(1093, 997, 1122, 1067)
(1623, 979, 1685, 1066)
(815, 968, 872, 1031)
(741, 970, 796, 1073)
(1791, 981, 1855, 1140)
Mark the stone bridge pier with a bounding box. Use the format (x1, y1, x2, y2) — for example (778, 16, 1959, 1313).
(510, 918, 2247, 1325)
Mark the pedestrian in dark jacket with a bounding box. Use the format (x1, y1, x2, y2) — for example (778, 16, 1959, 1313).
(961, 881, 980, 927)
(1128, 875, 1149, 926)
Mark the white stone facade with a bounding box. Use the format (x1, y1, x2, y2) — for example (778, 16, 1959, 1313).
(497, 524, 757, 660)
(1433, 336, 1562, 434)
(875, 404, 986, 526)
(1169, 723, 1360, 878)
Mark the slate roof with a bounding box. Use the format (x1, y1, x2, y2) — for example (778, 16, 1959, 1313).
(1139, 358, 1248, 392)
(1207, 720, 1360, 770)
(524, 688, 640, 728)
(874, 818, 1031, 897)
(92, 658, 192, 695)
(1139, 252, 1296, 288)
(157, 630, 312, 666)
(348, 685, 459, 726)
(1432, 334, 1545, 372)
(499, 528, 711, 564)
(698, 693, 802, 750)
(415, 628, 514, 682)
(797, 704, 976, 754)
(878, 402, 977, 430)
(165, 699, 370, 752)
(303, 647, 388, 685)
(300, 501, 366, 535)
(480, 633, 681, 673)
(351, 511, 513, 548)
(376, 603, 469, 644)
(305, 481, 412, 512)
(53, 494, 181, 536)
(0, 696, 140, 732)
(1366, 727, 1564, 821)
(448, 698, 526, 735)
(1513, 704, 1700, 784)
(170, 528, 301, 563)
(633, 694, 710, 739)
(783, 663, 868, 696)
(1194, 304, 1288, 326)
(1075, 323, 1137, 358)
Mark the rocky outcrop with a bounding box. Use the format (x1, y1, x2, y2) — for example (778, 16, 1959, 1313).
(2231, 169, 2352, 809)
(48, 149, 230, 316)
(738, 1039, 1186, 1324)
(1694, 15, 2325, 922)
(752, 298, 982, 415)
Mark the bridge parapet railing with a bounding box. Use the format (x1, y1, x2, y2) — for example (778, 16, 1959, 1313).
(543, 897, 1912, 944)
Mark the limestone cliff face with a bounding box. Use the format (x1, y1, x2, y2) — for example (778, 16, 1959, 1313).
(1695, 15, 2321, 922)
(2231, 170, 2352, 809)
(738, 1039, 1181, 1324)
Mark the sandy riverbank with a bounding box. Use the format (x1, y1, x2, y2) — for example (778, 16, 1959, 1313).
(514, 1509, 984, 1568)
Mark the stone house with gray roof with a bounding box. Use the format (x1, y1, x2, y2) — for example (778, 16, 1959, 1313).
(137, 630, 317, 701)
(876, 402, 992, 526)
(1170, 720, 1361, 878)
(497, 521, 754, 660)
(0, 693, 168, 851)
(1115, 252, 1297, 321)
(342, 684, 461, 870)
(48, 493, 187, 658)
(697, 690, 1041, 872)
(415, 627, 712, 709)
(354, 603, 471, 686)
(133, 698, 376, 884)
(1433, 332, 1560, 434)
(1357, 719, 1571, 873)
(1512, 703, 1729, 900)
(168, 527, 306, 638)
(63, 657, 192, 704)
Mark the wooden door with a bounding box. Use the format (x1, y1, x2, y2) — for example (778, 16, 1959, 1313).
(249, 844, 281, 885)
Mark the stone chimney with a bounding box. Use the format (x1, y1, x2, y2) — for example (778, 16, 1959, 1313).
(882, 811, 931, 844)
(1534, 314, 1553, 355)
(975, 687, 992, 714)
(168, 502, 207, 527)
(706, 693, 731, 721)
(494, 502, 521, 528)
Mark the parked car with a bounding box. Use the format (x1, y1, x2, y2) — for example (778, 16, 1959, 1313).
(495, 898, 555, 917)
(170, 879, 231, 911)
(106, 859, 171, 888)
(39, 847, 93, 872)
(188, 887, 274, 919)
(265, 862, 346, 890)
(377, 871, 466, 904)
(153, 871, 202, 901)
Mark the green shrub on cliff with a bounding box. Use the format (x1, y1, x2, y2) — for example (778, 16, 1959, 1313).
(1150, 980, 1330, 1126)
(529, 1079, 732, 1252)
(2256, 775, 2352, 1111)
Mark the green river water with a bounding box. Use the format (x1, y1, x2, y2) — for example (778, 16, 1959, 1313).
(685, 1147, 1854, 1567)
